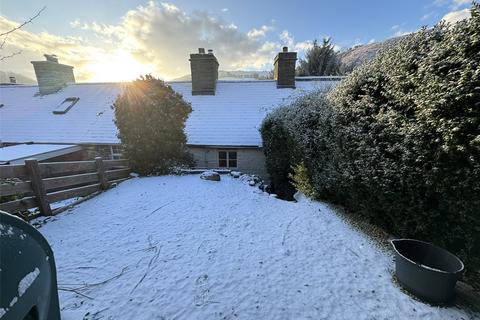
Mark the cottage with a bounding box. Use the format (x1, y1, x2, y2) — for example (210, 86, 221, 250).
(0, 48, 341, 178)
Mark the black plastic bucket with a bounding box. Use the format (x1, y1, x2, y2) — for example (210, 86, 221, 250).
(391, 239, 464, 303)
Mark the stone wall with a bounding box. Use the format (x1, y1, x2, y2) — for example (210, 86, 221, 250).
(188, 147, 267, 178)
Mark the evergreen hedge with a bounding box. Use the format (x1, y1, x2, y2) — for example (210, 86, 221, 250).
(261, 4, 480, 283)
(114, 75, 193, 175)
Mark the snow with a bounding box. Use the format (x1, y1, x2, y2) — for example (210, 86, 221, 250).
(0, 143, 77, 163)
(37, 175, 477, 319)
(8, 297, 17, 308)
(0, 79, 338, 147)
(0, 224, 14, 237)
(0, 268, 41, 319)
(18, 267, 40, 297)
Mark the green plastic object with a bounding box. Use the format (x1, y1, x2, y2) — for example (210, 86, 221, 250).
(0, 210, 60, 320)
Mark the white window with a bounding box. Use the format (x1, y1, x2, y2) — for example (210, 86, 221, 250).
(218, 150, 237, 168)
(110, 145, 123, 160)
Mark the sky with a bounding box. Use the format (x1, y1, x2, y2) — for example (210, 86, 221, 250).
(0, 0, 474, 82)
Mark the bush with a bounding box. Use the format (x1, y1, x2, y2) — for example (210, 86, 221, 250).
(261, 92, 337, 199)
(261, 4, 480, 284)
(114, 75, 193, 175)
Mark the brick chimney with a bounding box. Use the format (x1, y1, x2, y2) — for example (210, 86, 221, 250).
(31, 54, 75, 94)
(274, 47, 297, 89)
(189, 48, 219, 95)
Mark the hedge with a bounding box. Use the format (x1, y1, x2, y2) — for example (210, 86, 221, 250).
(261, 4, 480, 284)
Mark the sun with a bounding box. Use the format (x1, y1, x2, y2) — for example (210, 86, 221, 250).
(86, 50, 157, 82)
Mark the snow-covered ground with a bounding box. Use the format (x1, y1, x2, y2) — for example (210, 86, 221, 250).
(37, 175, 478, 319)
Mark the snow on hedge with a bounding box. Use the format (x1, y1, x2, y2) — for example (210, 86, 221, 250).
(37, 175, 476, 319)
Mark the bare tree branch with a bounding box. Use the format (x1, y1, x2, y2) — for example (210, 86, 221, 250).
(0, 35, 8, 50)
(0, 50, 22, 61)
(0, 6, 46, 37)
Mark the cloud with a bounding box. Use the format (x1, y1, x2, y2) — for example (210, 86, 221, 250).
(279, 30, 311, 52)
(221, 8, 229, 13)
(451, 0, 471, 9)
(247, 25, 273, 40)
(420, 12, 434, 21)
(442, 8, 471, 23)
(433, 0, 470, 9)
(0, 15, 111, 81)
(1, 2, 315, 81)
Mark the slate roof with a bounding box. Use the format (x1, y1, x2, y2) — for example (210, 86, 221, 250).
(0, 78, 340, 147)
(0, 143, 80, 164)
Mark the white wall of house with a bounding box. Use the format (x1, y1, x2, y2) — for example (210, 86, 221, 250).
(189, 147, 267, 178)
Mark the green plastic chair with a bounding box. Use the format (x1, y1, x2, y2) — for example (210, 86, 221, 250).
(0, 210, 60, 320)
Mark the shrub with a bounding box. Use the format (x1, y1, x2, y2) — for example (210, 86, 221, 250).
(261, 92, 337, 199)
(114, 75, 193, 175)
(261, 4, 480, 284)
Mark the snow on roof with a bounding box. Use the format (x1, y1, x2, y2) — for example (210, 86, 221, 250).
(0, 143, 80, 164)
(0, 79, 339, 147)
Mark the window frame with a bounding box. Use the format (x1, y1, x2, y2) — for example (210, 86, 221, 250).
(53, 97, 79, 115)
(218, 150, 238, 168)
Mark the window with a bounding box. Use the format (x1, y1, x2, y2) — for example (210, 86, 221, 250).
(53, 97, 79, 114)
(218, 150, 237, 168)
(110, 145, 123, 160)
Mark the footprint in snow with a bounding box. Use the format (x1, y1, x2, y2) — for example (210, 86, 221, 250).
(194, 274, 210, 307)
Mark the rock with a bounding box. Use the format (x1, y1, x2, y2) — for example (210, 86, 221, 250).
(293, 191, 306, 202)
(130, 172, 140, 178)
(200, 171, 221, 181)
(269, 193, 277, 198)
(230, 171, 241, 178)
(248, 180, 256, 186)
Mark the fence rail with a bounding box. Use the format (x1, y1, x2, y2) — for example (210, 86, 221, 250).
(0, 157, 130, 220)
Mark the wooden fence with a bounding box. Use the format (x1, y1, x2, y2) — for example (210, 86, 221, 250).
(0, 157, 130, 220)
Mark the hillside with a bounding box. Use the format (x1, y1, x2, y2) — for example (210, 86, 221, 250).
(339, 36, 405, 73)
(0, 70, 36, 84)
(173, 70, 272, 81)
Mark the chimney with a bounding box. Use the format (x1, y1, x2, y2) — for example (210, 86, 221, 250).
(9, 76, 16, 84)
(189, 48, 219, 95)
(273, 46, 297, 88)
(31, 54, 75, 94)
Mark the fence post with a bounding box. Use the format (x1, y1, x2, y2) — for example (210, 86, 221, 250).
(95, 157, 109, 190)
(25, 158, 52, 216)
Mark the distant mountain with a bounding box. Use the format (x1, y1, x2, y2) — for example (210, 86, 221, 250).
(338, 36, 406, 73)
(0, 71, 36, 84)
(173, 70, 272, 81)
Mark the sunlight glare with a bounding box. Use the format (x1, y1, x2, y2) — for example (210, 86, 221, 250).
(86, 50, 157, 82)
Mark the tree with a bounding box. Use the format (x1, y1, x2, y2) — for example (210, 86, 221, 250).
(297, 38, 342, 76)
(0, 6, 45, 61)
(114, 75, 193, 175)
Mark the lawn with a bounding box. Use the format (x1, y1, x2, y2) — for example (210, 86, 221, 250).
(37, 175, 477, 319)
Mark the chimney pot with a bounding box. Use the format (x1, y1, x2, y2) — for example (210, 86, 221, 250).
(198, 48, 205, 54)
(189, 49, 219, 95)
(274, 47, 297, 89)
(44, 54, 59, 63)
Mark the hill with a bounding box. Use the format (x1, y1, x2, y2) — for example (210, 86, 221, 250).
(173, 70, 272, 81)
(0, 70, 36, 84)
